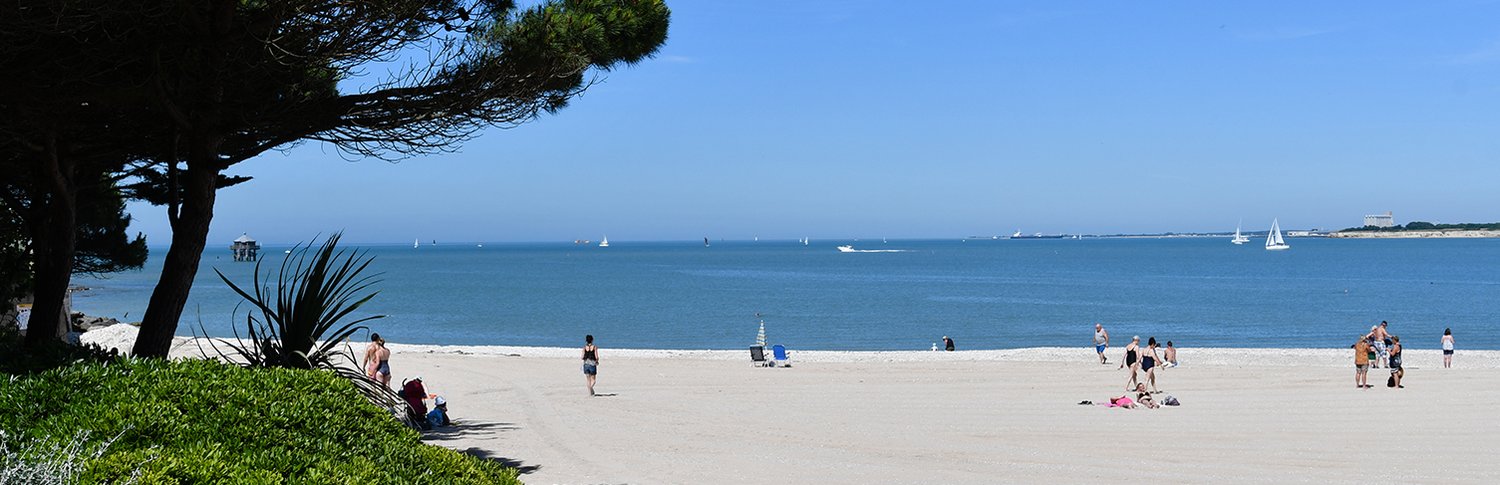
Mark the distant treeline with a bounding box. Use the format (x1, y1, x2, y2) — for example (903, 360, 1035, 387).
(1341, 221, 1500, 232)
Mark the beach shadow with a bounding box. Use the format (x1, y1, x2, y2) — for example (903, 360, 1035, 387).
(593, 392, 619, 397)
(422, 420, 521, 440)
(460, 447, 541, 475)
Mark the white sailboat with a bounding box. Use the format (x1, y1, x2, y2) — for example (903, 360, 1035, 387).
(599, 236, 609, 248)
(413, 238, 419, 249)
(1232, 220, 1249, 245)
(1265, 219, 1290, 250)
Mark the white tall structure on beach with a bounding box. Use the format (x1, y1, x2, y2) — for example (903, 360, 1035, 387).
(1364, 211, 1395, 228)
(755, 320, 767, 348)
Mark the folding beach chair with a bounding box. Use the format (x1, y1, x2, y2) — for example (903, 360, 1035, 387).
(772, 344, 790, 368)
(750, 346, 771, 367)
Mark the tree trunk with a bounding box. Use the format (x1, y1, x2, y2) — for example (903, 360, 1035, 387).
(22, 187, 77, 347)
(133, 163, 219, 357)
(21, 145, 79, 348)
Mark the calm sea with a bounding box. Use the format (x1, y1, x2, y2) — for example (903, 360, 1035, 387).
(73, 238, 1500, 350)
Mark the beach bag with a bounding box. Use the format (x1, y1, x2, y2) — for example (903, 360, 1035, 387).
(1163, 395, 1180, 406)
(1386, 375, 1396, 388)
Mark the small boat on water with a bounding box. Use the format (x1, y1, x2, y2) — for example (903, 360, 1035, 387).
(599, 236, 610, 248)
(836, 245, 855, 253)
(413, 238, 419, 249)
(1232, 220, 1249, 245)
(1265, 219, 1290, 251)
(704, 237, 710, 247)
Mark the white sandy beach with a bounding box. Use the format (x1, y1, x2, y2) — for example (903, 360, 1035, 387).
(79, 327, 1500, 483)
(393, 346, 1498, 484)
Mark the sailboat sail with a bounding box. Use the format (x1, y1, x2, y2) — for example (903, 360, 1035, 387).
(1265, 219, 1289, 250)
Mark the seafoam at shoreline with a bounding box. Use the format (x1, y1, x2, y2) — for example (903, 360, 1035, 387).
(78, 325, 1495, 369)
(374, 342, 1495, 369)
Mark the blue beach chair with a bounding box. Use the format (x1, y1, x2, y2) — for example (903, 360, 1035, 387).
(772, 344, 790, 367)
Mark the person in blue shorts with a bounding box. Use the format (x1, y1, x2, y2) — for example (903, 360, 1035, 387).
(582, 335, 600, 396)
(1094, 323, 1110, 364)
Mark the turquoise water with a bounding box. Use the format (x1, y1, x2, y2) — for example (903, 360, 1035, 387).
(73, 238, 1500, 350)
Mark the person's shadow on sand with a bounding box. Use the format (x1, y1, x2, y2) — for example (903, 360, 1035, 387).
(592, 392, 618, 397)
(459, 447, 541, 475)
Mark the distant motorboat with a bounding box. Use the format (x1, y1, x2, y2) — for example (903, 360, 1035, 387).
(837, 245, 906, 253)
(1265, 219, 1290, 250)
(1232, 219, 1249, 245)
(599, 236, 610, 248)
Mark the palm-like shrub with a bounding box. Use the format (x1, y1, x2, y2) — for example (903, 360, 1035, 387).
(202, 233, 412, 425)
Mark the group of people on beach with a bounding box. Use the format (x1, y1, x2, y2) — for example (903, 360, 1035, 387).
(1353, 321, 1457, 390)
(1093, 323, 1176, 392)
(1085, 323, 1180, 410)
(362, 333, 451, 428)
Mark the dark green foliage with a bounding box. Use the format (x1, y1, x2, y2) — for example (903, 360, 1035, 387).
(0, 328, 119, 375)
(71, 176, 148, 277)
(0, 204, 27, 309)
(1339, 221, 1500, 232)
(0, 359, 519, 483)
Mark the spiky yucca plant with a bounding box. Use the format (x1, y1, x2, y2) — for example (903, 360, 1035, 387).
(202, 233, 413, 425)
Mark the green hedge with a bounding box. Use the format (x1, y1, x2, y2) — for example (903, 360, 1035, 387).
(0, 359, 518, 484)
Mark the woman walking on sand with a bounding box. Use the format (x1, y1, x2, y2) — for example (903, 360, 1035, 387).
(1389, 336, 1404, 389)
(1122, 336, 1141, 391)
(582, 335, 600, 396)
(1142, 337, 1163, 394)
(1442, 328, 1455, 368)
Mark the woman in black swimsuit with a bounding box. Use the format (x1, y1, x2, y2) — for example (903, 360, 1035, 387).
(1123, 336, 1141, 391)
(1389, 335, 1404, 389)
(582, 335, 600, 396)
(1142, 337, 1162, 394)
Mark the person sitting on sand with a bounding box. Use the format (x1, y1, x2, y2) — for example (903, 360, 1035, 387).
(1094, 323, 1109, 365)
(943, 335, 955, 352)
(1163, 341, 1178, 368)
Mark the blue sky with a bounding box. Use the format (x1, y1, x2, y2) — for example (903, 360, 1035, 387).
(126, 1, 1500, 244)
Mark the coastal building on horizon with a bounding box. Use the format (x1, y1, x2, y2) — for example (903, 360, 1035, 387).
(230, 233, 261, 262)
(1364, 211, 1395, 228)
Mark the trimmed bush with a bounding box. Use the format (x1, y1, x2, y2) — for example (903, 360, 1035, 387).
(0, 359, 518, 484)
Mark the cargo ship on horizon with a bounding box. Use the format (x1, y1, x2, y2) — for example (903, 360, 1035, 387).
(1010, 231, 1069, 239)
